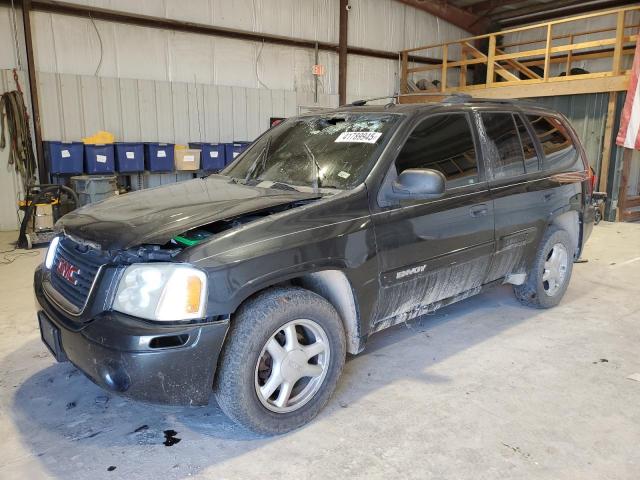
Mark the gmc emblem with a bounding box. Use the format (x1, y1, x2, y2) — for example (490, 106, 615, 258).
(56, 258, 80, 285)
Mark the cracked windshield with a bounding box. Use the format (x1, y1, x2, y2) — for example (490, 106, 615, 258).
(223, 113, 401, 191)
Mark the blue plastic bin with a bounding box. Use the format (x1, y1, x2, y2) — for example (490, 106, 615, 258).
(84, 144, 115, 174)
(189, 142, 226, 171)
(115, 142, 144, 172)
(44, 141, 84, 174)
(144, 143, 175, 172)
(224, 142, 251, 166)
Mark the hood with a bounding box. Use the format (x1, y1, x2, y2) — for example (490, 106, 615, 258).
(58, 175, 320, 250)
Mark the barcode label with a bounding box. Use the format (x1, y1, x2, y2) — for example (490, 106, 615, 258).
(157, 150, 166, 158)
(96, 155, 107, 163)
(184, 155, 195, 162)
(209, 151, 218, 158)
(335, 131, 382, 143)
(61, 150, 70, 158)
(126, 151, 135, 159)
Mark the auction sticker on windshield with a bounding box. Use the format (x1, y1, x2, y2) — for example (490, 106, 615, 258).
(335, 131, 382, 143)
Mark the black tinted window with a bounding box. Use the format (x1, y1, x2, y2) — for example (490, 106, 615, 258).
(396, 114, 479, 189)
(526, 115, 579, 171)
(481, 112, 525, 179)
(515, 114, 539, 173)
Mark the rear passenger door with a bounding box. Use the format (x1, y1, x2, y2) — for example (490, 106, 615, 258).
(478, 110, 548, 282)
(371, 112, 495, 326)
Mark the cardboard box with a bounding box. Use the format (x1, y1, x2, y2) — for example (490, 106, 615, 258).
(175, 148, 201, 171)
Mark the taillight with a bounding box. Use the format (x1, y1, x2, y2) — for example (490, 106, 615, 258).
(588, 167, 597, 194)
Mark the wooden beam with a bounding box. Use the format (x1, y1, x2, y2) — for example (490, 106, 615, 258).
(21, 0, 46, 184)
(599, 92, 618, 192)
(613, 10, 626, 74)
(397, 74, 629, 101)
(617, 148, 633, 221)
(394, 0, 488, 35)
(338, 0, 348, 105)
(486, 35, 496, 85)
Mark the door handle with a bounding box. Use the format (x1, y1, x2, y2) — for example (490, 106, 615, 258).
(544, 192, 555, 202)
(469, 204, 489, 217)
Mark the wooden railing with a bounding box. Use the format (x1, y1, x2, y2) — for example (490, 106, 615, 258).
(400, 5, 640, 99)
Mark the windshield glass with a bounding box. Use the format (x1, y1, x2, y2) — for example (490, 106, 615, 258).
(222, 113, 401, 190)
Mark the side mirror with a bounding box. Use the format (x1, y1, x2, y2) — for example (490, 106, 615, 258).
(390, 168, 445, 201)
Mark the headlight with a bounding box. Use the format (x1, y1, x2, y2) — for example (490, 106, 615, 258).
(45, 236, 60, 269)
(113, 264, 207, 321)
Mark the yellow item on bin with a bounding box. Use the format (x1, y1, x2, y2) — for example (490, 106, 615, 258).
(82, 131, 115, 144)
(175, 144, 187, 150)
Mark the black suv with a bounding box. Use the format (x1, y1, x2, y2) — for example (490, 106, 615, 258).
(34, 98, 595, 435)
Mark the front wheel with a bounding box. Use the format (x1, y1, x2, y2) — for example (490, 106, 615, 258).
(214, 287, 346, 435)
(513, 226, 575, 308)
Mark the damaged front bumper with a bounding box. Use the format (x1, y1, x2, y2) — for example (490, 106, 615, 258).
(34, 266, 229, 406)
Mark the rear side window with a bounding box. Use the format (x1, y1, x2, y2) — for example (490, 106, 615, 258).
(395, 113, 479, 189)
(514, 114, 539, 173)
(480, 112, 525, 179)
(526, 115, 579, 171)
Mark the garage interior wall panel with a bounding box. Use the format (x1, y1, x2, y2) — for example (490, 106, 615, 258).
(36, 72, 298, 144)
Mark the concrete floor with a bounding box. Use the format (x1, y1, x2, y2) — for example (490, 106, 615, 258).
(0, 222, 639, 479)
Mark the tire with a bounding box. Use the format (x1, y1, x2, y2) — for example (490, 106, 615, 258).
(214, 286, 346, 435)
(513, 226, 575, 309)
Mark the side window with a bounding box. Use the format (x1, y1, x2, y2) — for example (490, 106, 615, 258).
(514, 114, 540, 173)
(395, 113, 479, 189)
(526, 115, 579, 171)
(480, 112, 525, 179)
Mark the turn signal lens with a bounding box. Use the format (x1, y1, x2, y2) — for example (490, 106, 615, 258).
(186, 275, 203, 313)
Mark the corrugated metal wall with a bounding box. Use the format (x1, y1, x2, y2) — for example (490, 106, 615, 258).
(0, 0, 474, 230)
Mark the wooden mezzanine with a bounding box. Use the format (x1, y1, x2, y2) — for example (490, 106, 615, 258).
(399, 5, 640, 100)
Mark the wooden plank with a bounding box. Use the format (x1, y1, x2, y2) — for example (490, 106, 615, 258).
(493, 48, 547, 62)
(460, 50, 467, 88)
(399, 74, 629, 101)
(494, 67, 519, 82)
(495, 47, 541, 79)
(486, 35, 496, 85)
(618, 148, 632, 221)
(565, 35, 574, 76)
(441, 44, 448, 92)
(543, 24, 552, 81)
(401, 51, 408, 94)
(613, 10, 625, 75)
(599, 92, 617, 192)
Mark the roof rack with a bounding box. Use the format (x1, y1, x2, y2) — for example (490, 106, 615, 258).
(347, 92, 471, 107)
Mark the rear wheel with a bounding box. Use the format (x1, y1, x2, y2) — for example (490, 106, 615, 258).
(214, 287, 345, 435)
(513, 226, 574, 308)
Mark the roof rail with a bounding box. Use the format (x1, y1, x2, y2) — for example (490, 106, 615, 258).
(347, 92, 472, 107)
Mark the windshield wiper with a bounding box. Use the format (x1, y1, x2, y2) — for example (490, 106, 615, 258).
(244, 136, 271, 183)
(303, 142, 322, 193)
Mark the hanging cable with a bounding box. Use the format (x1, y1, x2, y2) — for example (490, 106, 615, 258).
(10, 0, 23, 70)
(89, 12, 104, 76)
(256, 39, 269, 90)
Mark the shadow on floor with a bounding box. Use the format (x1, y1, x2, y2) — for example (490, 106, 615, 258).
(3, 284, 570, 479)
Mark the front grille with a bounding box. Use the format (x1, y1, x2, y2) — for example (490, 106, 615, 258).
(50, 237, 107, 309)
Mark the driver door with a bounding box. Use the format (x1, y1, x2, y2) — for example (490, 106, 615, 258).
(371, 112, 495, 327)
